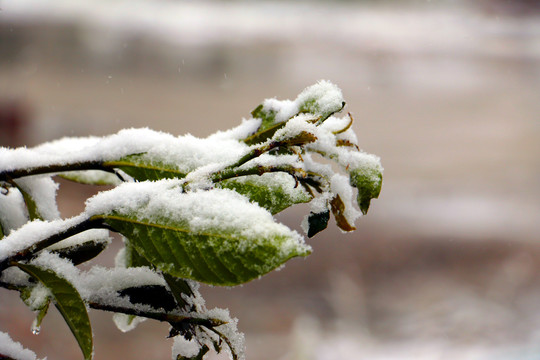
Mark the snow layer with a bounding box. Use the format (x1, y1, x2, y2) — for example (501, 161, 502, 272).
(14, 176, 60, 220)
(85, 180, 309, 255)
(0, 331, 39, 360)
(0, 187, 28, 235)
(0, 128, 250, 176)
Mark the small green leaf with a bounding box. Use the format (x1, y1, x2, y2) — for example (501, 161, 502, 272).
(243, 121, 287, 146)
(33, 298, 50, 333)
(298, 98, 345, 122)
(296, 81, 346, 122)
(59, 170, 122, 186)
(251, 104, 276, 128)
(349, 167, 383, 215)
(219, 174, 312, 214)
(306, 210, 330, 238)
(16, 263, 93, 360)
(104, 154, 187, 181)
(90, 188, 310, 286)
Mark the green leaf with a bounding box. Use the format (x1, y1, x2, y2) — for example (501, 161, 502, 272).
(251, 103, 276, 128)
(59, 170, 122, 186)
(91, 189, 310, 286)
(219, 173, 312, 214)
(243, 121, 287, 146)
(51, 239, 108, 266)
(104, 154, 188, 181)
(124, 241, 152, 268)
(296, 81, 346, 122)
(16, 263, 93, 360)
(298, 98, 345, 122)
(100, 215, 308, 286)
(306, 210, 330, 238)
(349, 166, 383, 215)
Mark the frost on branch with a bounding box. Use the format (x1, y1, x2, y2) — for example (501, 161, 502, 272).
(0, 81, 382, 360)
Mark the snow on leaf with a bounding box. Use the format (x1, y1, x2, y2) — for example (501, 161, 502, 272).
(0, 187, 28, 236)
(12, 176, 60, 221)
(86, 182, 311, 286)
(219, 173, 312, 215)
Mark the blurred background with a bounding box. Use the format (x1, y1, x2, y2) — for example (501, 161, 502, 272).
(1, 0, 540, 359)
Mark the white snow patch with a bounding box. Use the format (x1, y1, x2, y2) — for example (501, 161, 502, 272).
(0, 331, 40, 360)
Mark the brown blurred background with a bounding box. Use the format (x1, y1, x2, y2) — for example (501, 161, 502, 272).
(1, 0, 539, 359)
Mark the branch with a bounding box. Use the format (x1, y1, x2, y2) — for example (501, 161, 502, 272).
(0, 161, 113, 181)
(88, 301, 226, 328)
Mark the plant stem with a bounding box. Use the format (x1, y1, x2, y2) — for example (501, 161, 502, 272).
(87, 301, 226, 327)
(0, 161, 112, 181)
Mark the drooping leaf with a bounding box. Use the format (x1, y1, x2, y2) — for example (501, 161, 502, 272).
(16, 263, 93, 360)
(330, 195, 356, 232)
(349, 166, 383, 215)
(88, 187, 311, 286)
(59, 170, 122, 186)
(306, 210, 330, 238)
(104, 154, 187, 181)
(32, 298, 50, 334)
(219, 173, 312, 214)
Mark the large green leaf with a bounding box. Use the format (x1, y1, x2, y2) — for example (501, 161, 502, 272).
(89, 188, 310, 286)
(16, 263, 93, 360)
(104, 154, 187, 181)
(219, 173, 312, 214)
(99, 215, 308, 286)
